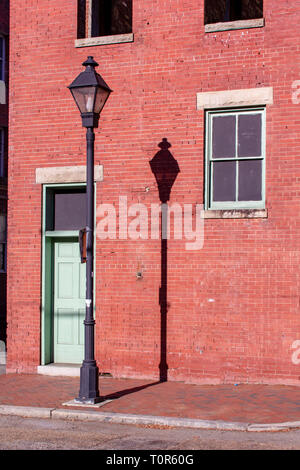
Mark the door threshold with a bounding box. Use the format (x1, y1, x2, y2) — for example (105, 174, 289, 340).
(37, 363, 81, 377)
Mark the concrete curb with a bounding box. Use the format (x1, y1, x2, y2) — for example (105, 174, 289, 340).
(0, 405, 54, 419)
(0, 404, 300, 432)
(247, 421, 300, 432)
(51, 409, 249, 431)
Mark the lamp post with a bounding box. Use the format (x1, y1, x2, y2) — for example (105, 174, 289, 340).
(68, 56, 112, 404)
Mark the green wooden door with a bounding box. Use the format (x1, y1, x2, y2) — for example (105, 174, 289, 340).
(54, 239, 85, 364)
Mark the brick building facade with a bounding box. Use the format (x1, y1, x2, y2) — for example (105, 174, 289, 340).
(0, 0, 9, 354)
(6, 0, 300, 385)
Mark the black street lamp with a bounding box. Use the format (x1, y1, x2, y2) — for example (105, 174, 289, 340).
(68, 56, 112, 404)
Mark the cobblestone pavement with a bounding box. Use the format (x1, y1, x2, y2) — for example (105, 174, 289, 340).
(0, 373, 300, 425)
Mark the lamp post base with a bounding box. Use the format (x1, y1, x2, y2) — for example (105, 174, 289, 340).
(75, 360, 101, 404)
(74, 398, 102, 405)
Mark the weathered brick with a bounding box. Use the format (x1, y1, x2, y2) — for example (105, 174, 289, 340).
(6, 0, 300, 386)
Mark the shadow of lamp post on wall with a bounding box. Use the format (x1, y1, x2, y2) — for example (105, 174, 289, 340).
(68, 56, 112, 404)
(150, 138, 180, 382)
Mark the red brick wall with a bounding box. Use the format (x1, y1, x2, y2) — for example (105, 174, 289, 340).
(7, 0, 300, 384)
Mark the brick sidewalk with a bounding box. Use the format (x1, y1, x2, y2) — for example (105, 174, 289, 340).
(0, 373, 300, 424)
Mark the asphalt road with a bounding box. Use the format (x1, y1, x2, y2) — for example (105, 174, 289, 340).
(0, 415, 299, 451)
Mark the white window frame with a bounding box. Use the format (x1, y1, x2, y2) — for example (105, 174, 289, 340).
(205, 107, 266, 210)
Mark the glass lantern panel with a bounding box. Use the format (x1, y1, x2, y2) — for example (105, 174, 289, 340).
(94, 87, 110, 114)
(71, 86, 97, 113)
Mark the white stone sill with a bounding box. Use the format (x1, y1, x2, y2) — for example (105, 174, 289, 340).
(35, 165, 103, 184)
(196, 86, 273, 110)
(75, 33, 134, 48)
(204, 209, 268, 219)
(205, 18, 264, 33)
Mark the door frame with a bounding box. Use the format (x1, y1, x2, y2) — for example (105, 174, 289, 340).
(41, 183, 96, 365)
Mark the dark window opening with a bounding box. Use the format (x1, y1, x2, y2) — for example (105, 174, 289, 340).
(205, 0, 263, 25)
(77, 0, 132, 39)
(77, 0, 87, 39)
(46, 188, 86, 232)
(92, 0, 132, 37)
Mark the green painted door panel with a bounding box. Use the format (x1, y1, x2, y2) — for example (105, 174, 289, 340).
(54, 240, 85, 363)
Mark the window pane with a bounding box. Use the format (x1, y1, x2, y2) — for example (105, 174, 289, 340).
(238, 113, 262, 157)
(213, 161, 236, 202)
(92, 0, 132, 37)
(238, 160, 262, 201)
(236, 0, 263, 21)
(111, 0, 132, 35)
(77, 0, 86, 39)
(54, 192, 86, 231)
(212, 115, 236, 159)
(205, 0, 227, 24)
(204, 0, 263, 24)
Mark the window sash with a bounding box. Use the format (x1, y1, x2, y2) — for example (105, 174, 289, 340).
(205, 108, 266, 210)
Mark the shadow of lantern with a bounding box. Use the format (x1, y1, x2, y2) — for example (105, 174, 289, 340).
(149, 138, 180, 382)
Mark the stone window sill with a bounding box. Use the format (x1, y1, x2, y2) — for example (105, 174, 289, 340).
(75, 33, 134, 48)
(35, 165, 103, 184)
(204, 209, 268, 219)
(205, 18, 264, 33)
